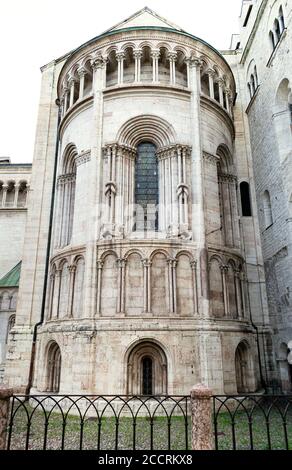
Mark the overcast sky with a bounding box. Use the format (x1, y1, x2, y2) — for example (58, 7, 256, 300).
(0, 0, 242, 163)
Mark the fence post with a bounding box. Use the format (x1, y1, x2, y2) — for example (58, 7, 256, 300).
(0, 386, 13, 450)
(190, 383, 213, 450)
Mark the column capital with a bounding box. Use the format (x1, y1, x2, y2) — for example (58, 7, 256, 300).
(188, 56, 203, 69)
(133, 49, 143, 58)
(190, 260, 197, 270)
(116, 51, 125, 61)
(217, 77, 225, 88)
(117, 257, 126, 268)
(220, 264, 229, 273)
(151, 49, 160, 59)
(206, 68, 216, 78)
(68, 76, 76, 87)
(77, 66, 87, 77)
(68, 265, 76, 274)
(142, 258, 152, 268)
(96, 259, 104, 270)
(90, 55, 107, 70)
(167, 51, 177, 62)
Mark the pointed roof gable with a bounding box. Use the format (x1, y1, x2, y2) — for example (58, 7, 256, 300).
(105, 6, 185, 34)
(0, 262, 22, 288)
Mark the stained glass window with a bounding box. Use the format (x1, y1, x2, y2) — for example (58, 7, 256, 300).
(134, 142, 158, 231)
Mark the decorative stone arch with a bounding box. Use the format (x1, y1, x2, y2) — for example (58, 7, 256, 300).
(126, 339, 168, 395)
(156, 42, 172, 53)
(149, 248, 170, 262)
(45, 341, 62, 393)
(235, 340, 256, 393)
(120, 42, 136, 52)
(116, 114, 176, 149)
(124, 248, 144, 261)
(175, 249, 194, 262)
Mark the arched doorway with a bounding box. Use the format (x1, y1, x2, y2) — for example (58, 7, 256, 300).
(46, 342, 62, 392)
(127, 341, 167, 395)
(235, 341, 254, 393)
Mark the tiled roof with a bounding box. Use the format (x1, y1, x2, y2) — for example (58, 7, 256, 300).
(0, 261, 21, 287)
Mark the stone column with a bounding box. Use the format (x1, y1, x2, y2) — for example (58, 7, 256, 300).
(117, 52, 125, 85)
(207, 69, 215, 99)
(67, 265, 76, 317)
(1, 184, 8, 208)
(82, 54, 107, 321)
(69, 78, 75, 108)
(133, 49, 142, 83)
(168, 53, 177, 85)
(151, 50, 160, 83)
(190, 384, 213, 450)
(172, 259, 177, 314)
(218, 79, 224, 107)
(220, 265, 229, 317)
(13, 183, 20, 208)
(63, 87, 69, 114)
(190, 260, 198, 314)
(142, 259, 151, 313)
(235, 270, 243, 318)
(189, 57, 208, 314)
(48, 272, 55, 320)
(0, 387, 13, 450)
(117, 258, 126, 314)
(77, 67, 86, 100)
(96, 260, 103, 316)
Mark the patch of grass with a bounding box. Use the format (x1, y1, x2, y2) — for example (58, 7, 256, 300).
(214, 405, 292, 450)
(7, 405, 191, 450)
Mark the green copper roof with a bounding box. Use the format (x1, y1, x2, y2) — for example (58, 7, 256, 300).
(0, 261, 21, 287)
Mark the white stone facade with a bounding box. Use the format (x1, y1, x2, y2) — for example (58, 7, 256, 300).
(2, 4, 290, 395)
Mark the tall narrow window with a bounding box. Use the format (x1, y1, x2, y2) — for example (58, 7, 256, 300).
(142, 356, 153, 395)
(263, 190, 273, 228)
(240, 182, 252, 216)
(134, 142, 158, 231)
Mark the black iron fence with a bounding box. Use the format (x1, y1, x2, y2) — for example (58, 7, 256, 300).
(5, 393, 292, 450)
(213, 395, 292, 450)
(7, 395, 190, 450)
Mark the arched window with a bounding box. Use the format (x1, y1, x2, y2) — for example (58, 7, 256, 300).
(142, 356, 153, 395)
(127, 341, 167, 395)
(240, 182, 252, 216)
(56, 145, 77, 247)
(6, 314, 15, 343)
(263, 190, 273, 228)
(46, 342, 61, 393)
(134, 142, 158, 232)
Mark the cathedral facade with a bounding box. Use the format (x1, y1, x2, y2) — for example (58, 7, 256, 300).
(1, 1, 291, 395)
